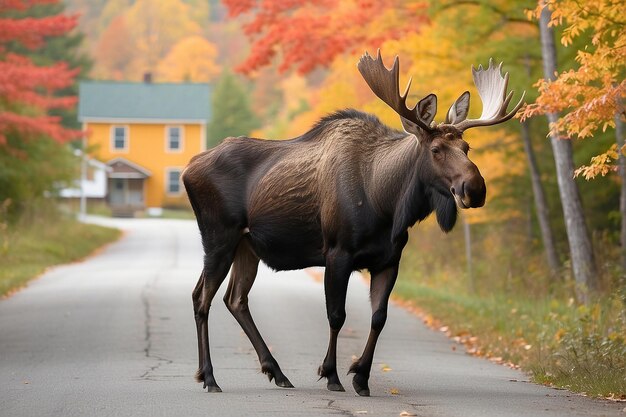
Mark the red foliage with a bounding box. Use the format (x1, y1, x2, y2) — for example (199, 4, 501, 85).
(222, 0, 428, 75)
(0, 15, 76, 50)
(0, 0, 80, 144)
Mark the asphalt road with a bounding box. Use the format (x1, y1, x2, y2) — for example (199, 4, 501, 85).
(0, 217, 623, 417)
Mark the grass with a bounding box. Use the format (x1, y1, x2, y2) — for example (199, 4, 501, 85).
(81, 200, 196, 220)
(393, 269, 626, 398)
(388, 217, 626, 399)
(0, 209, 121, 297)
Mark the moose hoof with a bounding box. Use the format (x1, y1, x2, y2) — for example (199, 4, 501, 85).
(262, 362, 294, 388)
(327, 382, 345, 392)
(202, 377, 222, 393)
(352, 374, 370, 397)
(205, 384, 222, 393)
(318, 364, 345, 392)
(275, 376, 295, 388)
(197, 369, 222, 393)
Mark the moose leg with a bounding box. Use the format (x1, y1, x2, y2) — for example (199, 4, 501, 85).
(318, 249, 353, 392)
(224, 238, 294, 388)
(193, 236, 239, 392)
(348, 265, 398, 396)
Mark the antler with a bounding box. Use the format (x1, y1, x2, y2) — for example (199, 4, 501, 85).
(358, 50, 434, 132)
(454, 59, 525, 131)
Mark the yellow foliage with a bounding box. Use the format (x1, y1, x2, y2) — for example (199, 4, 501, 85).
(157, 36, 220, 82)
(125, 0, 201, 75)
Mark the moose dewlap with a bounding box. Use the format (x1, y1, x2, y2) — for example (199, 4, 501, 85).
(182, 50, 524, 396)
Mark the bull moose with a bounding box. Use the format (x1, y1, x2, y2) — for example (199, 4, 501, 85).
(182, 50, 524, 396)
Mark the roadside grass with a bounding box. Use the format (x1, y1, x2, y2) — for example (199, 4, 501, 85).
(393, 278, 626, 398)
(78, 200, 195, 220)
(393, 219, 626, 399)
(158, 208, 196, 220)
(0, 207, 121, 297)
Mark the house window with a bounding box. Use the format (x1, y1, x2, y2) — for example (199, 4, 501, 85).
(166, 168, 182, 195)
(166, 126, 183, 152)
(111, 126, 128, 151)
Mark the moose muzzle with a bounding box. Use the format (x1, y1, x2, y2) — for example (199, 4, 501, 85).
(451, 171, 486, 209)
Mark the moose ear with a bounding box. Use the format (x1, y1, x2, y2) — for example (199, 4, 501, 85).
(417, 94, 437, 126)
(400, 117, 423, 139)
(445, 91, 470, 124)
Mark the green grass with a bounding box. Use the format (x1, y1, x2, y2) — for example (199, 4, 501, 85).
(0, 214, 121, 297)
(393, 277, 626, 398)
(158, 208, 195, 220)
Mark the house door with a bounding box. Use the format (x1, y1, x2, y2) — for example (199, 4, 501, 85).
(109, 178, 128, 205)
(109, 178, 145, 207)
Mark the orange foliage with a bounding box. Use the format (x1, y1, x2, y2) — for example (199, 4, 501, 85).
(520, 0, 625, 178)
(94, 15, 135, 80)
(222, 0, 428, 74)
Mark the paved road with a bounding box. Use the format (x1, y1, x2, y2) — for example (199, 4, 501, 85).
(0, 217, 623, 417)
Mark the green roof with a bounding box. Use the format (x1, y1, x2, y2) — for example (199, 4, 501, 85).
(78, 81, 211, 122)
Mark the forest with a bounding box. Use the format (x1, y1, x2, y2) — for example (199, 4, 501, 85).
(0, 0, 624, 398)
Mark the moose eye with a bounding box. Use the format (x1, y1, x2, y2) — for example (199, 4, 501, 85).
(431, 147, 440, 155)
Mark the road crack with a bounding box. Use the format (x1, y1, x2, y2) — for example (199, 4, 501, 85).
(139, 275, 173, 380)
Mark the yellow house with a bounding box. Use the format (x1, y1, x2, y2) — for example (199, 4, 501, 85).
(78, 80, 210, 215)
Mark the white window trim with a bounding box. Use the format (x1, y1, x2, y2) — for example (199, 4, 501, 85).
(165, 167, 183, 196)
(110, 125, 129, 153)
(165, 125, 184, 153)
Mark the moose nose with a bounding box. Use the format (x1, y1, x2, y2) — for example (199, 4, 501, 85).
(451, 176, 486, 209)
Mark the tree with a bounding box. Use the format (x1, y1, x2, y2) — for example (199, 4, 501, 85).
(125, 0, 201, 77)
(0, 0, 83, 219)
(521, 0, 625, 273)
(207, 72, 260, 147)
(9, 1, 92, 130)
(157, 36, 220, 82)
(535, 2, 598, 300)
(222, 0, 428, 74)
(521, 0, 624, 169)
(94, 15, 136, 80)
(0, 0, 80, 145)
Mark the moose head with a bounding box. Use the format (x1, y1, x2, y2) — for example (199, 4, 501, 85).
(358, 50, 525, 211)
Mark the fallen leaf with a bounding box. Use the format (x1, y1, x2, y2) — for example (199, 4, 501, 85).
(390, 387, 400, 395)
(399, 412, 417, 416)
(381, 364, 392, 372)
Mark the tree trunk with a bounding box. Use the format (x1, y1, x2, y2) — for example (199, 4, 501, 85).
(520, 120, 560, 274)
(616, 110, 626, 270)
(539, 4, 598, 301)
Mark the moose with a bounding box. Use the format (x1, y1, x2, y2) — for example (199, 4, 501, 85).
(182, 50, 524, 396)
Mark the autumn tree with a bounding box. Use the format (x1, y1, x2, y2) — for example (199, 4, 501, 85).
(94, 15, 135, 80)
(521, 0, 625, 272)
(525, 1, 599, 300)
(0, 0, 80, 145)
(0, 0, 83, 218)
(9, 1, 92, 130)
(222, 0, 428, 74)
(157, 36, 220, 82)
(522, 0, 624, 176)
(125, 0, 201, 77)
